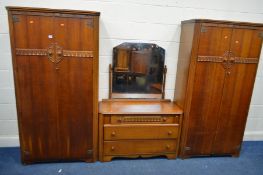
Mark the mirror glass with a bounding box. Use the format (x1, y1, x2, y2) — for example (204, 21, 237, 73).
(112, 43, 165, 98)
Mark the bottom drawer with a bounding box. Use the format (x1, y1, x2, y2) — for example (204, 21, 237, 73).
(104, 140, 177, 156)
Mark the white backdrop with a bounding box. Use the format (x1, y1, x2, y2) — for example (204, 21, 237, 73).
(0, 0, 263, 146)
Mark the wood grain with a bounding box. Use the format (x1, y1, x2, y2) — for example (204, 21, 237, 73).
(104, 140, 177, 156)
(99, 100, 183, 114)
(104, 124, 179, 140)
(7, 7, 100, 163)
(175, 19, 263, 158)
(99, 100, 183, 162)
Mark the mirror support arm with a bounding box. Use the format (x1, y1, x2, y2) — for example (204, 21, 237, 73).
(162, 65, 167, 99)
(109, 64, 113, 99)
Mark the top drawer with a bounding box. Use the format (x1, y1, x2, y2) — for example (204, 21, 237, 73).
(110, 115, 179, 124)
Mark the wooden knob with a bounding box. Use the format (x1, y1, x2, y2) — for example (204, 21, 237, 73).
(163, 117, 167, 122)
(111, 131, 116, 136)
(168, 131, 172, 135)
(111, 146, 115, 151)
(166, 145, 170, 149)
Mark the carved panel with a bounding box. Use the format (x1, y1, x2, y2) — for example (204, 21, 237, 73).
(222, 57, 235, 70)
(47, 43, 63, 64)
(233, 57, 259, 64)
(16, 48, 48, 56)
(197, 56, 224, 62)
(198, 53, 259, 70)
(117, 116, 168, 123)
(63, 50, 93, 58)
(15, 43, 94, 65)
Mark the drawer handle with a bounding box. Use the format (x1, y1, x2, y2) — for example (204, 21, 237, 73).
(111, 131, 116, 137)
(111, 146, 115, 151)
(166, 145, 171, 150)
(168, 131, 173, 135)
(163, 117, 167, 121)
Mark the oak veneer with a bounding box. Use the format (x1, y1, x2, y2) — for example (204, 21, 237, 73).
(7, 7, 100, 163)
(174, 19, 263, 158)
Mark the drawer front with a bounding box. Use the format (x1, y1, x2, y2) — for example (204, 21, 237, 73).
(110, 115, 179, 124)
(104, 124, 179, 140)
(104, 140, 177, 156)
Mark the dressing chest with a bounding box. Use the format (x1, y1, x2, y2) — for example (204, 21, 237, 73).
(99, 100, 183, 162)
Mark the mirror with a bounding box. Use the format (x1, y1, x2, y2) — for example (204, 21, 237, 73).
(109, 42, 166, 99)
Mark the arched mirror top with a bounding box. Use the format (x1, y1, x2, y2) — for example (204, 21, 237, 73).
(109, 42, 167, 99)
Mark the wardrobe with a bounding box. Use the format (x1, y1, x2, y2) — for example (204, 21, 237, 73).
(175, 19, 263, 158)
(7, 7, 100, 163)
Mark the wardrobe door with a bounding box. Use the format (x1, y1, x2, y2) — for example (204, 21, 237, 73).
(11, 14, 59, 162)
(183, 26, 232, 156)
(54, 16, 96, 161)
(212, 28, 263, 155)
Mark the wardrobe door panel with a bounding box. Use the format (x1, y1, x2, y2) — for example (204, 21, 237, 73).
(54, 17, 94, 160)
(212, 29, 263, 154)
(198, 25, 232, 56)
(230, 28, 262, 59)
(185, 62, 225, 155)
(183, 26, 231, 156)
(13, 15, 59, 162)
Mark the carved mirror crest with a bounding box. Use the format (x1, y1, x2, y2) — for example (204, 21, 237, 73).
(109, 42, 166, 99)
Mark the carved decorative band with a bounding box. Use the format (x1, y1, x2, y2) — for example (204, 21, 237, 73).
(63, 50, 93, 58)
(16, 49, 47, 56)
(197, 56, 224, 63)
(16, 48, 93, 58)
(198, 56, 258, 64)
(119, 116, 166, 123)
(233, 57, 258, 64)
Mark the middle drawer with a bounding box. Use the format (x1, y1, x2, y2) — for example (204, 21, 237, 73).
(104, 124, 179, 140)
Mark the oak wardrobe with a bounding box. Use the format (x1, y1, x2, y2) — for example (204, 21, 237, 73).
(7, 7, 100, 163)
(175, 19, 263, 158)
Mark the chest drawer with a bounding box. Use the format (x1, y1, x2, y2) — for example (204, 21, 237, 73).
(104, 140, 177, 156)
(110, 115, 179, 124)
(104, 124, 179, 140)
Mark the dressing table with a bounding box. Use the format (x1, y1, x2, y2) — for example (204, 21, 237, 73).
(98, 43, 183, 162)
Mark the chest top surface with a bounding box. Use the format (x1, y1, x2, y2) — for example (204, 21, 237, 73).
(99, 100, 183, 115)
